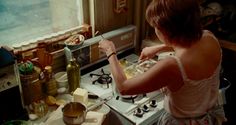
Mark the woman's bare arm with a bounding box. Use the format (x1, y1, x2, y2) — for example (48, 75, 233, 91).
(139, 44, 174, 61)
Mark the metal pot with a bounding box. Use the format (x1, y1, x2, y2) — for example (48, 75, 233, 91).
(62, 101, 105, 125)
(62, 102, 87, 125)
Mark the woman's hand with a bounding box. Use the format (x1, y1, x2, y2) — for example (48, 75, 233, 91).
(139, 44, 174, 61)
(139, 46, 158, 61)
(98, 40, 116, 56)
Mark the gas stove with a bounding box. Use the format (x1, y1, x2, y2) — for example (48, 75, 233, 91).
(81, 65, 113, 99)
(80, 54, 164, 125)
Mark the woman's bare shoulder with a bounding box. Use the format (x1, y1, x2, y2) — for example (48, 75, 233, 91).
(148, 57, 183, 87)
(182, 32, 221, 80)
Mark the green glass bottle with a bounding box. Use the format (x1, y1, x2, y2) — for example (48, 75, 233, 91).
(66, 58, 80, 93)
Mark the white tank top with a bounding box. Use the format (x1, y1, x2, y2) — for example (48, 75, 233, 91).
(164, 31, 222, 118)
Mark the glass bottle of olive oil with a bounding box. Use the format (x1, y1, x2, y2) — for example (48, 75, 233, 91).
(66, 58, 80, 93)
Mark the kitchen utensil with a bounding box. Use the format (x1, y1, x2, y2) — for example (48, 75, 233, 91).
(62, 102, 86, 125)
(62, 101, 104, 125)
(95, 31, 105, 40)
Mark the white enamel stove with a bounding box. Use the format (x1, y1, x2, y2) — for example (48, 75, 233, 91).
(80, 54, 164, 125)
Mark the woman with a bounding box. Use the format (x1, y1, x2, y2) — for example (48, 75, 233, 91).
(99, 0, 226, 124)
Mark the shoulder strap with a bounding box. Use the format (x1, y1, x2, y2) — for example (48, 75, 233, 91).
(203, 30, 218, 42)
(171, 56, 188, 80)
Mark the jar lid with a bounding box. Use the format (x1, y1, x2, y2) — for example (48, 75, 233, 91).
(45, 65, 52, 72)
(70, 58, 77, 62)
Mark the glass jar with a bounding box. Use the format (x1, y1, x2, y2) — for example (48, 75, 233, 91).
(44, 66, 58, 96)
(33, 100, 48, 118)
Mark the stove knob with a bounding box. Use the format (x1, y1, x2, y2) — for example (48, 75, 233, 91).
(7, 82, 11, 86)
(142, 104, 149, 112)
(116, 96, 120, 100)
(150, 100, 157, 108)
(137, 108, 142, 113)
(134, 108, 144, 118)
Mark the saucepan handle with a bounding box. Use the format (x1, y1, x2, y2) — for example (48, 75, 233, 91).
(87, 100, 105, 111)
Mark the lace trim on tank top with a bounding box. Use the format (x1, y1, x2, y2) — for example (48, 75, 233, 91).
(172, 56, 221, 85)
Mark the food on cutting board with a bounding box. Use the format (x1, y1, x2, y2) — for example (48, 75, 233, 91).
(29, 114, 38, 121)
(45, 95, 66, 106)
(124, 64, 142, 79)
(137, 59, 157, 72)
(45, 96, 56, 106)
(119, 59, 133, 68)
(55, 99, 66, 106)
(73, 88, 88, 105)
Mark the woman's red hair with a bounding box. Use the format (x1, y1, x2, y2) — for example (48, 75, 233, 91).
(146, 0, 202, 47)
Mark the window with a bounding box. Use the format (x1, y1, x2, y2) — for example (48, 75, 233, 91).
(0, 0, 84, 47)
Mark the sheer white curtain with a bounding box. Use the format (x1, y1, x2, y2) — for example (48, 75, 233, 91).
(0, 0, 84, 47)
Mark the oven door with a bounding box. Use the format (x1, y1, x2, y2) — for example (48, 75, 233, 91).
(0, 86, 28, 124)
(0, 64, 28, 124)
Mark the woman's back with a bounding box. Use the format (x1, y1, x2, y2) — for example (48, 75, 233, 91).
(178, 30, 221, 81)
(164, 30, 222, 118)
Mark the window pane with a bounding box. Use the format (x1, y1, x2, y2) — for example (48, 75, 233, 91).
(0, 0, 83, 47)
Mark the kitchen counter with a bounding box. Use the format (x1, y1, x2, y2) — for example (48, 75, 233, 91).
(28, 53, 168, 125)
(28, 93, 110, 125)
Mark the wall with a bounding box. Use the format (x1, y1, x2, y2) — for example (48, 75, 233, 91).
(93, 0, 135, 33)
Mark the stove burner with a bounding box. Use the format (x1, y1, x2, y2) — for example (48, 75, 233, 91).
(90, 68, 112, 88)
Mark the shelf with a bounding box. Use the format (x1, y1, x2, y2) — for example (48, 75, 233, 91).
(219, 40, 236, 52)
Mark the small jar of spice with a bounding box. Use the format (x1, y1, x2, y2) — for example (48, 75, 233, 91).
(44, 66, 57, 96)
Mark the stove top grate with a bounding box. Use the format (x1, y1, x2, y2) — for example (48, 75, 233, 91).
(90, 68, 112, 88)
